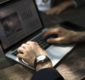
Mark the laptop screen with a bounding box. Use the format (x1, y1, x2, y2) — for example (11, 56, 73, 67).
(0, 0, 43, 51)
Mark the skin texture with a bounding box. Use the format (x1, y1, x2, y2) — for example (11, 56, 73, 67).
(46, 0, 75, 15)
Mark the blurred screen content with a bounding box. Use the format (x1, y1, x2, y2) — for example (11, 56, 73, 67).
(1, 13, 22, 37)
(0, 12, 24, 50)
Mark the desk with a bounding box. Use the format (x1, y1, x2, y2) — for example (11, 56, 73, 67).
(0, 6, 85, 80)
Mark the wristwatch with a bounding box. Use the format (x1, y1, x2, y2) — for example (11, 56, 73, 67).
(34, 55, 51, 68)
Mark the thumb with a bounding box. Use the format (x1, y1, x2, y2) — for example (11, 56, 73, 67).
(17, 53, 23, 59)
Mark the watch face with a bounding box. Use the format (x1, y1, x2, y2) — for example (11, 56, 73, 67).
(37, 55, 46, 62)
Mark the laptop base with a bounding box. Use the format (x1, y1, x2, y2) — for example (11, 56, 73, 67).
(6, 44, 74, 70)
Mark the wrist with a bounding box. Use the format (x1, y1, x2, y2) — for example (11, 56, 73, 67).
(73, 32, 85, 42)
(36, 61, 52, 71)
(34, 55, 52, 71)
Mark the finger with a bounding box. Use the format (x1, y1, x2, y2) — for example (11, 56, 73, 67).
(55, 10, 62, 15)
(46, 8, 54, 14)
(26, 41, 45, 53)
(17, 43, 27, 53)
(47, 37, 65, 43)
(17, 47, 29, 58)
(21, 42, 35, 52)
(17, 53, 24, 58)
(46, 7, 58, 15)
(26, 41, 33, 44)
(44, 28, 59, 38)
(46, 10, 54, 15)
(26, 41, 39, 47)
(17, 47, 25, 54)
(26, 41, 38, 46)
(21, 44, 28, 49)
(26, 41, 46, 56)
(21, 43, 31, 51)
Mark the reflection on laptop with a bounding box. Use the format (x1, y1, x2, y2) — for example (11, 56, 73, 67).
(0, 0, 74, 70)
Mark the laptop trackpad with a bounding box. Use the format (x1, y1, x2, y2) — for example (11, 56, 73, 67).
(46, 45, 74, 67)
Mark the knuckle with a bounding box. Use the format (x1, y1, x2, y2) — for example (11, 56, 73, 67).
(57, 27, 61, 31)
(26, 41, 37, 45)
(21, 43, 26, 47)
(32, 41, 38, 45)
(17, 47, 22, 52)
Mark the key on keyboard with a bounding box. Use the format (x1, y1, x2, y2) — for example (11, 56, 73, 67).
(33, 34, 50, 49)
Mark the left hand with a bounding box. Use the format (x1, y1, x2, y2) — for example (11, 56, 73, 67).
(17, 41, 47, 66)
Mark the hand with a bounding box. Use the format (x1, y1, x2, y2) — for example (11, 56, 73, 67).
(17, 41, 47, 66)
(46, 1, 74, 15)
(44, 26, 79, 44)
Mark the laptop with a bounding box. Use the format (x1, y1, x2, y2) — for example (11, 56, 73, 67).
(0, 0, 75, 70)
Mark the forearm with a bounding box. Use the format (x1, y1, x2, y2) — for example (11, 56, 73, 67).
(54, 0, 76, 10)
(61, 1, 76, 8)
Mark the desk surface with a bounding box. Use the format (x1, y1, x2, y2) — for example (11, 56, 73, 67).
(0, 6, 85, 80)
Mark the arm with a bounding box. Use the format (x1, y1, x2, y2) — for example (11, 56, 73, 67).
(44, 26, 85, 44)
(46, 0, 77, 15)
(46, 0, 85, 15)
(17, 41, 64, 80)
(32, 55, 64, 80)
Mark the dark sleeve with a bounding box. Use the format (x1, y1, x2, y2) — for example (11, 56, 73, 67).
(31, 68, 64, 80)
(75, 0, 85, 7)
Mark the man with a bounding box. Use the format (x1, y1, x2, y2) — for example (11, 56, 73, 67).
(46, 0, 85, 15)
(17, 26, 85, 80)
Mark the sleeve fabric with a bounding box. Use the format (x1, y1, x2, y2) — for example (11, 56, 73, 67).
(31, 68, 64, 80)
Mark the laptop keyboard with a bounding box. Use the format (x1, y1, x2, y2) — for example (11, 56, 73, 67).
(11, 33, 50, 56)
(32, 34, 50, 49)
(11, 34, 50, 56)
